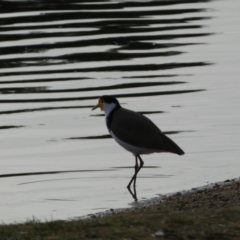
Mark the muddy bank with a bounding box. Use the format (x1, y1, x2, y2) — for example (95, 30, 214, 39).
(89, 177, 240, 218)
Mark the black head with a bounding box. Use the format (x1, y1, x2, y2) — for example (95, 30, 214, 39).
(100, 95, 120, 106)
(92, 95, 121, 111)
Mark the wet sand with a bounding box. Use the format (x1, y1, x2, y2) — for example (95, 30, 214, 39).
(90, 177, 240, 218)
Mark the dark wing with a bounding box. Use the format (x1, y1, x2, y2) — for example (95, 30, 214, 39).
(111, 108, 184, 155)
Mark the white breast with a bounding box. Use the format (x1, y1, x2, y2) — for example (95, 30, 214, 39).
(103, 102, 118, 118)
(110, 131, 155, 155)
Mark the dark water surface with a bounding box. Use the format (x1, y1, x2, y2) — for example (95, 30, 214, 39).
(0, 0, 239, 223)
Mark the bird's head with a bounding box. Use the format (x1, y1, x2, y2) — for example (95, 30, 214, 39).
(92, 95, 120, 114)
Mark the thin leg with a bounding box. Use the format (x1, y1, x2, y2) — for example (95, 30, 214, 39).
(133, 155, 139, 187)
(127, 155, 138, 200)
(134, 155, 144, 190)
(127, 154, 144, 201)
(137, 155, 144, 174)
(133, 156, 139, 199)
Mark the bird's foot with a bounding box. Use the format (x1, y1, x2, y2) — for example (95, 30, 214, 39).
(127, 185, 138, 201)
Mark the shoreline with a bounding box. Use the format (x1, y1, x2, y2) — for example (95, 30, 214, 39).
(1, 177, 240, 239)
(85, 177, 240, 219)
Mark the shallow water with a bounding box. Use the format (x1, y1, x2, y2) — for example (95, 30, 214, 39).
(0, 0, 240, 223)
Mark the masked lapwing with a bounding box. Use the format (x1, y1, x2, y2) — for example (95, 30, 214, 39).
(92, 95, 184, 200)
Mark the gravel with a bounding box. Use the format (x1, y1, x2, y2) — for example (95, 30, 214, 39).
(88, 177, 240, 218)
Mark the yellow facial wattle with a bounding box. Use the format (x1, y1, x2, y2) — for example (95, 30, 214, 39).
(92, 98, 103, 111)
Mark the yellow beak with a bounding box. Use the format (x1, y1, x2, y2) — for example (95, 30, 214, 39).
(92, 99, 103, 111)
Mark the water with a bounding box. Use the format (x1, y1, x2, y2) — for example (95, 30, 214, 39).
(0, 0, 239, 223)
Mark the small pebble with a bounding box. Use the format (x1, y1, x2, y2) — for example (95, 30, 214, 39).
(153, 230, 164, 237)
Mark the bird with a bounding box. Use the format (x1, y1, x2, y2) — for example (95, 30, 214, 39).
(92, 95, 184, 200)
